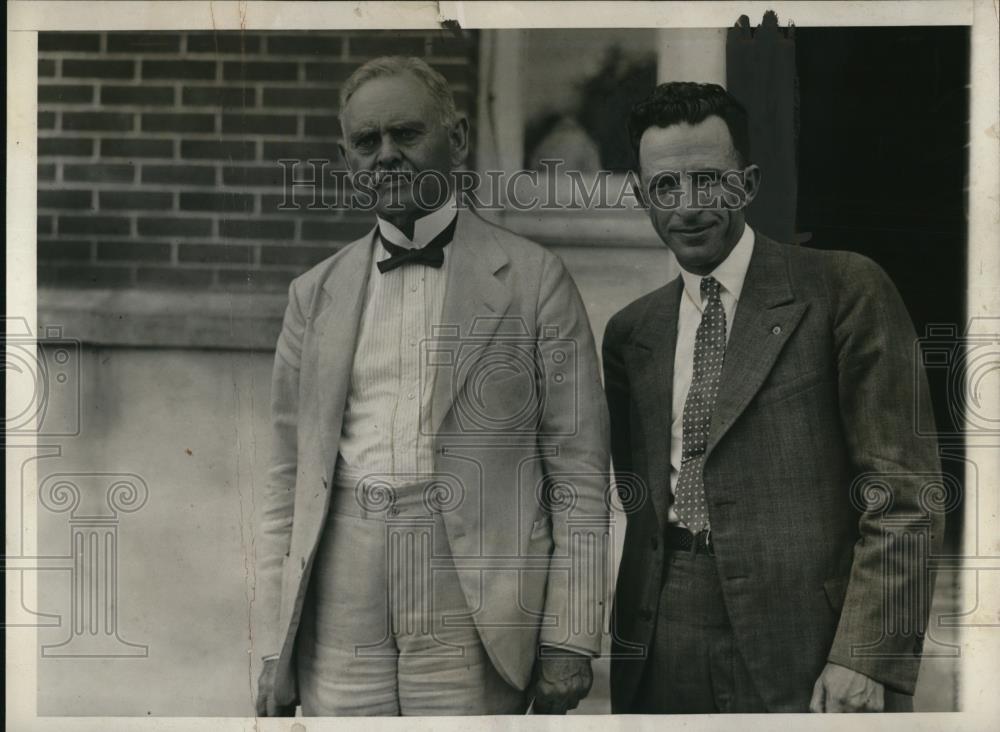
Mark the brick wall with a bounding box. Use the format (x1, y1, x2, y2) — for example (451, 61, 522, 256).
(37, 31, 479, 292)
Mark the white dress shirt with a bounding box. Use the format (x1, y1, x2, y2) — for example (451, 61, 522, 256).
(667, 225, 756, 524)
(334, 197, 458, 489)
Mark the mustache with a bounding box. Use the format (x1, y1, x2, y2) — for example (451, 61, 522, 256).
(351, 169, 414, 186)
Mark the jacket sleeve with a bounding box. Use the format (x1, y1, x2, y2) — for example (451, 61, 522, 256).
(255, 278, 306, 661)
(534, 253, 613, 656)
(826, 253, 944, 694)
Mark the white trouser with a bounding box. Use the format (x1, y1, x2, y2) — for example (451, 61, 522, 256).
(295, 479, 527, 716)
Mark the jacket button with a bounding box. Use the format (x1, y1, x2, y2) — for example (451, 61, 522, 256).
(650, 536, 659, 551)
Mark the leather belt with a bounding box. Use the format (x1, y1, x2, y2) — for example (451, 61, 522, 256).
(664, 525, 715, 556)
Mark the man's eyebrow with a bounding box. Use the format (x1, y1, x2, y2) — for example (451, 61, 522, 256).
(349, 127, 378, 143)
(348, 120, 426, 140)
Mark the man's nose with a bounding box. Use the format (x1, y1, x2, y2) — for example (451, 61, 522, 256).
(673, 176, 697, 215)
(376, 135, 402, 166)
(678, 175, 720, 214)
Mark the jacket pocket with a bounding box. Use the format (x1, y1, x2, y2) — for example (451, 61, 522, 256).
(526, 515, 554, 556)
(530, 515, 550, 541)
(754, 369, 827, 408)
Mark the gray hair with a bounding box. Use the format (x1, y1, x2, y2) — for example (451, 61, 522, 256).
(339, 56, 459, 127)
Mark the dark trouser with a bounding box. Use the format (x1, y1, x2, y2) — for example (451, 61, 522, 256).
(632, 548, 767, 713)
(631, 546, 917, 713)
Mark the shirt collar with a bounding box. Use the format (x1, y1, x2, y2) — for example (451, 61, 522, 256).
(376, 194, 458, 249)
(679, 224, 756, 310)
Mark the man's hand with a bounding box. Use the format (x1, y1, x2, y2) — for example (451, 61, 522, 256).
(810, 662, 884, 712)
(529, 647, 593, 714)
(256, 657, 296, 717)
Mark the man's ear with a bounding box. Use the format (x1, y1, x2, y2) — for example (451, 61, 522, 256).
(449, 117, 470, 167)
(741, 163, 762, 207)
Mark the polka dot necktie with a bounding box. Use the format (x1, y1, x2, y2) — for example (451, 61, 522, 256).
(674, 275, 727, 534)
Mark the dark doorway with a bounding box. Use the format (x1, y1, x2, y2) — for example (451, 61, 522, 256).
(795, 26, 969, 549)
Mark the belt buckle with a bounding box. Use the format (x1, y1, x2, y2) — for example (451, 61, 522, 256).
(693, 528, 714, 556)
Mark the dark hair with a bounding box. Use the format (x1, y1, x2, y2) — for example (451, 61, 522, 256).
(627, 82, 751, 167)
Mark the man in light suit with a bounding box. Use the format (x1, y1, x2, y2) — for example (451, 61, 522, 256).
(605, 82, 944, 713)
(255, 56, 610, 716)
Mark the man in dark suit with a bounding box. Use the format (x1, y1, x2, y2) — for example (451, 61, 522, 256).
(604, 82, 944, 713)
(255, 56, 609, 717)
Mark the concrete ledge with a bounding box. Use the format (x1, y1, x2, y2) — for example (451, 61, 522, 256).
(36, 215, 660, 350)
(39, 287, 287, 350)
(491, 207, 663, 248)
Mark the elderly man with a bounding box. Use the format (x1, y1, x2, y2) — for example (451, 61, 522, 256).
(604, 82, 943, 713)
(256, 56, 610, 716)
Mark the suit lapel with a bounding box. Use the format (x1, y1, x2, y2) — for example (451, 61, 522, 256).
(315, 229, 377, 482)
(428, 210, 512, 435)
(706, 235, 808, 456)
(628, 280, 683, 532)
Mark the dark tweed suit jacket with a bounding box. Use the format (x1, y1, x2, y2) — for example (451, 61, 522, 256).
(604, 234, 944, 712)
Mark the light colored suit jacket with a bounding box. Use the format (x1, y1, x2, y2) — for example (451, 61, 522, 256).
(605, 235, 944, 711)
(258, 209, 611, 704)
